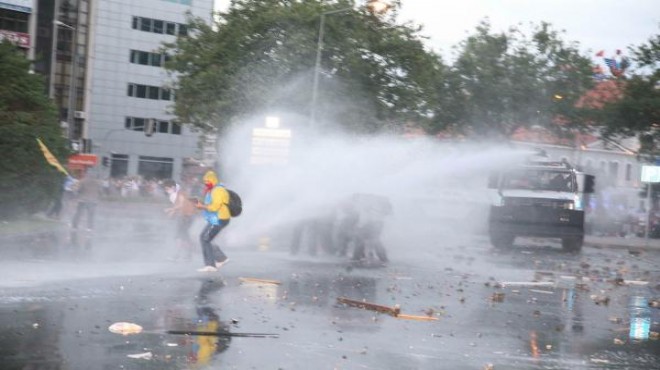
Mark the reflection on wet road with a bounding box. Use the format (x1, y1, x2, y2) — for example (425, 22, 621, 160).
(0, 235, 658, 369)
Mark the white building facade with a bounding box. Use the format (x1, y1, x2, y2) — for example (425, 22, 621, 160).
(85, 0, 213, 180)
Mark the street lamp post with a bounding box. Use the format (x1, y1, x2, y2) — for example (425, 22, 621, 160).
(309, 0, 390, 128)
(48, 0, 61, 99)
(56, 20, 79, 147)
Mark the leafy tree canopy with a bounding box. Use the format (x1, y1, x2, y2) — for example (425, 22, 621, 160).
(0, 41, 67, 219)
(444, 20, 595, 138)
(599, 30, 660, 159)
(164, 0, 447, 134)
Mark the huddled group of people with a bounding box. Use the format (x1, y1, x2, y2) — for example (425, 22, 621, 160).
(290, 193, 393, 264)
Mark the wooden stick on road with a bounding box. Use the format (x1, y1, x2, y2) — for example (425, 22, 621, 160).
(337, 297, 401, 316)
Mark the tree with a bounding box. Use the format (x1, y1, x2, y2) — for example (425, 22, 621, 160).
(0, 41, 67, 219)
(599, 31, 660, 159)
(164, 0, 448, 134)
(445, 20, 595, 139)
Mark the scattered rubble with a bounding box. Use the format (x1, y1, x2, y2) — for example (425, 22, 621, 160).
(127, 352, 152, 360)
(336, 297, 439, 321)
(490, 292, 505, 303)
(499, 281, 554, 288)
(108, 322, 143, 335)
(337, 297, 400, 316)
(590, 295, 610, 306)
(239, 277, 281, 285)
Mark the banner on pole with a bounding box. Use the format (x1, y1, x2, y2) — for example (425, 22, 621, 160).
(36, 138, 69, 176)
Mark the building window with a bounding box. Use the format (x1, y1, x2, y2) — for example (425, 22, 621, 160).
(148, 86, 159, 100)
(172, 123, 182, 135)
(126, 117, 179, 135)
(110, 154, 129, 178)
(140, 17, 152, 32)
(160, 88, 171, 101)
(153, 20, 164, 34)
(165, 22, 176, 35)
(178, 24, 187, 36)
(626, 163, 632, 181)
(132, 16, 187, 37)
(136, 84, 146, 98)
(158, 120, 169, 133)
(129, 49, 165, 67)
(127, 83, 173, 101)
(609, 162, 619, 186)
(138, 156, 173, 179)
(0, 8, 29, 33)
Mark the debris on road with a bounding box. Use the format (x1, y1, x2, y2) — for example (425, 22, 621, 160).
(623, 280, 649, 286)
(336, 297, 439, 321)
(499, 282, 554, 288)
(590, 295, 610, 306)
(108, 322, 143, 335)
(396, 314, 438, 322)
(490, 292, 505, 303)
(650, 332, 659, 340)
(127, 352, 152, 360)
(650, 299, 660, 308)
(337, 297, 401, 316)
(239, 277, 281, 285)
(166, 330, 279, 338)
(608, 317, 623, 324)
(613, 338, 625, 345)
(590, 358, 610, 364)
(529, 289, 554, 295)
(483, 363, 494, 370)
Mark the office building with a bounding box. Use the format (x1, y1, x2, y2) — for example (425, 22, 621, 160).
(0, 0, 36, 58)
(34, 0, 214, 180)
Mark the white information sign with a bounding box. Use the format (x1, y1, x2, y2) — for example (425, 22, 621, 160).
(641, 165, 660, 183)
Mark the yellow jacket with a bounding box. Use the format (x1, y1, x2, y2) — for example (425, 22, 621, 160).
(202, 171, 231, 223)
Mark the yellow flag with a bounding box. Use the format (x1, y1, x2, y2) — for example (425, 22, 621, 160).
(36, 138, 69, 176)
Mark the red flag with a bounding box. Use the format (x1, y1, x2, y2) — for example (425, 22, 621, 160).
(595, 50, 605, 57)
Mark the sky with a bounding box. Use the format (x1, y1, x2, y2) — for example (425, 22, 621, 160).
(396, 0, 659, 62)
(215, 0, 658, 64)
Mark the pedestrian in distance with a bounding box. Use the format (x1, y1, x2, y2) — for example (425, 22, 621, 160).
(163, 179, 197, 261)
(195, 170, 231, 272)
(71, 170, 102, 231)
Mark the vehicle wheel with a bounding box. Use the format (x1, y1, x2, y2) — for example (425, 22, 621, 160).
(490, 232, 515, 249)
(561, 236, 583, 252)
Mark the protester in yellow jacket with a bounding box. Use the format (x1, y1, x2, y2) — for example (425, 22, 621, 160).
(195, 170, 231, 272)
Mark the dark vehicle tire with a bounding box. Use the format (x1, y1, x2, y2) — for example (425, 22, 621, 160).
(561, 236, 583, 252)
(490, 232, 515, 249)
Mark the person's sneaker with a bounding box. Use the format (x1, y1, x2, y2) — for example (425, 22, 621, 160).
(215, 258, 230, 268)
(197, 266, 218, 272)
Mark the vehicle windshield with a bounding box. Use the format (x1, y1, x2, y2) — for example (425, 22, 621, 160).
(502, 169, 574, 192)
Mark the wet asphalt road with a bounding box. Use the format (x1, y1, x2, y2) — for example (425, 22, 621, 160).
(0, 228, 658, 370)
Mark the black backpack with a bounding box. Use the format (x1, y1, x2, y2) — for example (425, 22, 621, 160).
(226, 189, 242, 217)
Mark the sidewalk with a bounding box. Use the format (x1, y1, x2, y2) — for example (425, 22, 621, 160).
(585, 235, 660, 250)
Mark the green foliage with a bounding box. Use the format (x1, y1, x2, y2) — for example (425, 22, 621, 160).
(0, 41, 67, 219)
(164, 0, 446, 134)
(446, 20, 594, 138)
(600, 30, 660, 160)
